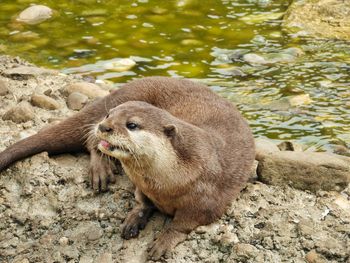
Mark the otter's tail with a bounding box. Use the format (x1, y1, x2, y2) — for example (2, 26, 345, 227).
(0, 109, 97, 172)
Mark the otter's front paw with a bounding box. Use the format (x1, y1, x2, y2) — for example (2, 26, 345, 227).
(121, 208, 153, 239)
(89, 158, 117, 192)
(148, 229, 187, 260)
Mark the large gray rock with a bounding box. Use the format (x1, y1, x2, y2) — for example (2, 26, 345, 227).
(257, 151, 350, 192)
(283, 0, 350, 41)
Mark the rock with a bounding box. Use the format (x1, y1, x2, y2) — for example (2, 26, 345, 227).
(277, 141, 303, 152)
(87, 227, 103, 241)
(283, 0, 350, 41)
(0, 79, 9, 96)
(257, 151, 350, 192)
(17, 5, 53, 25)
(288, 94, 312, 106)
(66, 92, 89, 110)
(181, 39, 203, 46)
(3, 66, 57, 76)
(63, 82, 108, 99)
(31, 94, 60, 110)
(103, 58, 136, 72)
(232, 243, 259, 258)
(331, 145, 350, 157)
(243, 53, 267, 64)
(305, 250, 328, 263)
(255, 138, 280, 161)
(239, 12, 284, 24)
(59, 237, 69, 246)
(3, 101, 35, 123)
(95, 253, 113, 263)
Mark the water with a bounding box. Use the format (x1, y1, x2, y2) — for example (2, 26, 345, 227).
(0, 0, 349, 151)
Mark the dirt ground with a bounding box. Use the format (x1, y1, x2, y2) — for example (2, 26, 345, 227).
(0, 56, 349, 263)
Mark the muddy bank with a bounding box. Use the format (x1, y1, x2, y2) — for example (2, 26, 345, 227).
(0, 56, 349, 263)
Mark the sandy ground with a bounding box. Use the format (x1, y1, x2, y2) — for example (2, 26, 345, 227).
(0, 56, 349, 263)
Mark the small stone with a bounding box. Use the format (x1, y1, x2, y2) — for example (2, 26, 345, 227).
(87, 228, 102, 241)
(3, 101, 35, 123)
(17, 5, 53, 25)
(243, 53, 267, 64)
(59, 237, 69, 246)
(233, 243, 259, 259)
(151, 7, 168, 15)
(277, 141, 303, 152)
(181, 39, 203, 46)
(220, 232, 239, 246)
(63, 82, 108, 99)
(103, 58, 136, 72)
(239, 12, 284, 23)
(95, 253, 113, 263)
(0, 79, 9, 96)
(288, 94, 312, 106)
(31, 94, 60, 110)
(305, 249, 328, 263)
(66, 92, 89, 110)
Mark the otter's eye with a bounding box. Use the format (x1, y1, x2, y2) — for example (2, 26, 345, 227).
(126, 122, 138, 130)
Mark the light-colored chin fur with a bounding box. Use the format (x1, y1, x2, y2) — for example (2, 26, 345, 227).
(97, 143, 130, 159)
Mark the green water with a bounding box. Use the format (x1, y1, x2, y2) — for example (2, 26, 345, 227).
(0, 0, 349, 151)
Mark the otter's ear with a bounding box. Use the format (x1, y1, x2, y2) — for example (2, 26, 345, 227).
(163, 124, 177, 138)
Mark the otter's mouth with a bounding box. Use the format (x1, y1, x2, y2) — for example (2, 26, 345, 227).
(99, 140, 129, 153)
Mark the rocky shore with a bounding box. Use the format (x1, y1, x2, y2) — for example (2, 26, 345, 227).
(0, 56, 349, 263)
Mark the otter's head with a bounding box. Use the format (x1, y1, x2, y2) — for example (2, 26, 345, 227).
(95, 101, 178, 165)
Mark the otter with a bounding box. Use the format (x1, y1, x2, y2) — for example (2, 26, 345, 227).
(0, 77, 255, 259)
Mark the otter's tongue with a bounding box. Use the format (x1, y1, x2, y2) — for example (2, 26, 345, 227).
(100, 140, 110, 149)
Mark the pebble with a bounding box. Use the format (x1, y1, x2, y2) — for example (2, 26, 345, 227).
(95, 253, 113, 263)
(288, 94, 312, 106)
(66, 92, 89, 110)
(277, 141, 303, 151)
(0, 79, 9, 96)
(17, 5, 53, 25)
(181, 39, 203, 46)
(243, 53, 267, 64)
(87, 228, 102, 241)
(59, 237, 69, 246)
(3, 101, 35, 123)
(63, 82, 108, 99)
(305, 249, 328, 263)
(31, 94, 60, 110)
(103, 58, 136, 72)
(233, 243, 259, 258)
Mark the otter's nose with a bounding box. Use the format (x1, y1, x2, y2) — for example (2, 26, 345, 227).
(98, 124, 113, 133)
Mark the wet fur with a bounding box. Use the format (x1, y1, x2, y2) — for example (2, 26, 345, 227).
(0, 77, 255, 259)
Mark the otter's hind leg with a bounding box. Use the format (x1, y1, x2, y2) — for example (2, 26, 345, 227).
(149, 207, 218, 260)
(121, 188, 155, 239)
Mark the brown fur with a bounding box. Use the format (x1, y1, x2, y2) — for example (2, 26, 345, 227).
(0, 77, 255, 259)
